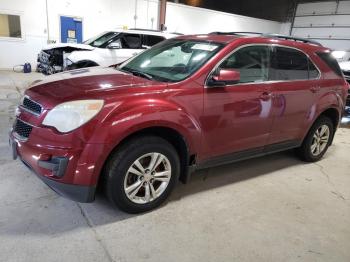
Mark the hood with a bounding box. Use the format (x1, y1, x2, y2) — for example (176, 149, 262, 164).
(42, 43, 95, 51)
(339, 61, 350, 72)
(26, 67, 165, 109)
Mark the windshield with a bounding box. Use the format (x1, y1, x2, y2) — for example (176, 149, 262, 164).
(84, 32, 119, 47)
(119, 39, 223, 82)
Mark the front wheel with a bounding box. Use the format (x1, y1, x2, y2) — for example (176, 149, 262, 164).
(296, 116, 334, 162)
(104, 136, 180, 213)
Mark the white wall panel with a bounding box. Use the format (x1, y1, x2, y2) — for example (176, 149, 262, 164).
(338, 0, 350, 13)
(135, 0, 159, 30)
(292, 27, 350, 38)
(165, 3, 282, 35)
(292, 1, 350, 50)
(296, 1, 337, 15)
(0, 0, 283, 69)
(294, 15, 350, 27)
(0, 0, 47, 69)
(0, 0, 159, 69)
(315, 39, 350, 50)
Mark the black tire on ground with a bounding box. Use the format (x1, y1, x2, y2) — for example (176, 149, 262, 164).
(296, 115, 334, 162)
(104, 136, 180, 214)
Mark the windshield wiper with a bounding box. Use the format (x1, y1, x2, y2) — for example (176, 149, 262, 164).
(121, 68, 153, 80)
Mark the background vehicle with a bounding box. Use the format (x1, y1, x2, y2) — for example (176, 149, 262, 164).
(37, 29, 179, 75)
(339, 61, 350, 115)
(11, 33, 348, 213)
(339, 60, 350, 84)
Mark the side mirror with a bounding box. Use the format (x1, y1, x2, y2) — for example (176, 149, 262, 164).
(208, 69, 240, 87)
(108, 42, 121, 49)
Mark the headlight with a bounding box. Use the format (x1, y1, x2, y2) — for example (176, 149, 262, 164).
(42, 100, 104, 133)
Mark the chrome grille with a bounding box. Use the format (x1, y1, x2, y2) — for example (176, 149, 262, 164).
(22, 97, 42, 115)
(14, 119, 33, 139)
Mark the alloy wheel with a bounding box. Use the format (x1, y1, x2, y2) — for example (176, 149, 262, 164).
(310, 124, 330, 156)
(123, 152, 172, 204)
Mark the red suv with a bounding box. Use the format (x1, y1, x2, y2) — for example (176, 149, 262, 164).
(10, 32, 348, 213)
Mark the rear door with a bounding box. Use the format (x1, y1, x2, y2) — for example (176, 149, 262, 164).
(267, 46, 321, 145)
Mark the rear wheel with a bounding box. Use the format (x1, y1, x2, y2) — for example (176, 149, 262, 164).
(297, 116, 334, 162)
(104, 136, 180, 213)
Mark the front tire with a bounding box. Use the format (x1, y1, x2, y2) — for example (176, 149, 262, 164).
(297, 116, 334, 162)
(104, 136, 180, 214)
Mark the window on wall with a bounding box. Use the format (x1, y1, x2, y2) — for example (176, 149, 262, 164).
(0, 14, 21, 38)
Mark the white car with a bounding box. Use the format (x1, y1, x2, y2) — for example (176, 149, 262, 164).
(339, 61, 350, 117)
(37, 29, 180, 75)
(339, 60, 350, 82)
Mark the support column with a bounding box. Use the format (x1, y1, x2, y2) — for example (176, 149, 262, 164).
(158, 0, 167, 31)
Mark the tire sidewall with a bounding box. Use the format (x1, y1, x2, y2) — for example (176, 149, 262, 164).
(303, 117, 334, 161)
(107, 138, 180, 213)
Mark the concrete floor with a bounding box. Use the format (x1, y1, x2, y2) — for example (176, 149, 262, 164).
(0, 70, 350, 262)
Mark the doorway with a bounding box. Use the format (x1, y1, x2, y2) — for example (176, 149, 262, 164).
(60, 16, 82, 43)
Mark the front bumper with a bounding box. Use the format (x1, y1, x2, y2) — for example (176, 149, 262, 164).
(21, 157, 96, 202)
(9, 128, 107, 203)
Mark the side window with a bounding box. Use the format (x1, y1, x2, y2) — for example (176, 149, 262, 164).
(143, 35, 165, 47)
(120, 34, 142, 49)
(308, 59, 319, 79)
(219, 46, 270, 83)
(270, 47, 309, 81)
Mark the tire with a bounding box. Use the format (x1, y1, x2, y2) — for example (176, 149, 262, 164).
(104, 136, 180, 213)
(296, 116, 334, 162)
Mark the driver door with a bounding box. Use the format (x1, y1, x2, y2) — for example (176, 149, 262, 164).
(201, 45, 275, 160)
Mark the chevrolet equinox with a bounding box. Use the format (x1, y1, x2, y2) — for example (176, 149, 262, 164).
(10, 32, 349, 213)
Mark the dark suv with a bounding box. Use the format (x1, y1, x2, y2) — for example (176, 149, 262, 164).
(10, 32, 348, 213)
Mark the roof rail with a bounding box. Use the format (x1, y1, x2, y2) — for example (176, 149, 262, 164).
(262, 33, 322, 46)
(209, 32, 323, 46)
(209, 32, 263, 36)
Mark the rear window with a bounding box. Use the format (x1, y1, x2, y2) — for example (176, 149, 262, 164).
(317, 52, 343, 77)
(270, 47, 309, 81)
(121, 34, 142, 49)
(143, 35, 165, 47)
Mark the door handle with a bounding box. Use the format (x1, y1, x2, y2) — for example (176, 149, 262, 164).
(260, 91, 273, 101)
(310, 86, 321, 93)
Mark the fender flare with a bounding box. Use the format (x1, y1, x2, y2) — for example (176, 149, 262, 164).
(91, 103, 202, 181)
(301, 90, 342, 141)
